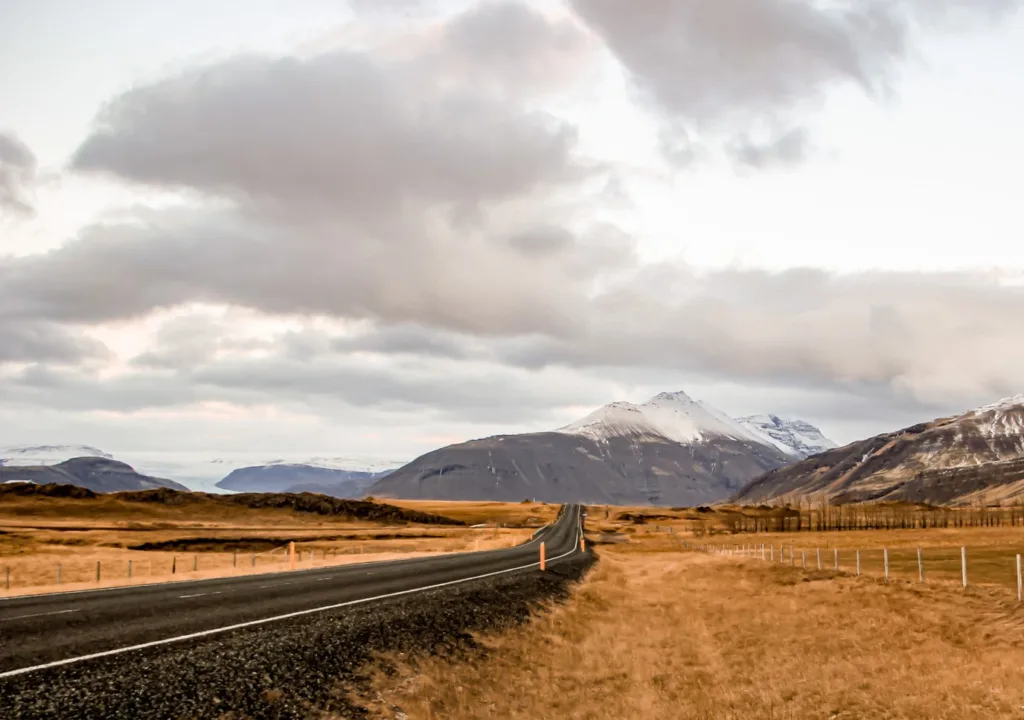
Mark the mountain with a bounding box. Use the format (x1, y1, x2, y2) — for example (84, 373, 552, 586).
(367, 391, 795, 505)
(734, 395, 1024, 506)
(216, 463, 391, 494)
(0, 445, 114, 466)
(736, 415, 837, 459)
(0, 457, 189, 493)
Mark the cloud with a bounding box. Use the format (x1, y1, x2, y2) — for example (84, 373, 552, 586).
(727, 127, 812, 169)
(0, 132, 38, 216)
(569, 0, 1020, 166)
(0, 321, 109, 364)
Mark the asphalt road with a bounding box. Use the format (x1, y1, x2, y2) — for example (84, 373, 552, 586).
(0, 503, 583, 679)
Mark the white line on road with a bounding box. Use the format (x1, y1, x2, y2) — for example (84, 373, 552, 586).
(2, 609, 80, 622)
(0, 507, 583, 680)
(178, 591, 223, 599)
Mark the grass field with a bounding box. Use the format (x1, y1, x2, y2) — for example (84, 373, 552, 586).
(0, 493, 554, 596)
(357, 512, 1024, 719)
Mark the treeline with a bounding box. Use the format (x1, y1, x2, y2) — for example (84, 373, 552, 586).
(717, 500, 1024, 534)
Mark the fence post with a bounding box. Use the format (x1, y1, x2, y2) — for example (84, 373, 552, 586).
(193, 555, 198, 572)
(816, 548, 822, 570)
(961, 547, 968, 588)
(128, 560, 133, 580)
(883, 549, 889, 583)
(251, 552, 256, 568)
(834, 548, 839, 570)
(96, 561, 101, 583)
(1017, 554, 1022, 604)
(233, 552, 237, 568)
(856, 550, 861, 576)
(917, 548, 923, 583)
(801, 549, 806, 568)
(791, 545, 795, 566)
(172, 556, 176, 574)
(770, 545, 774, 562)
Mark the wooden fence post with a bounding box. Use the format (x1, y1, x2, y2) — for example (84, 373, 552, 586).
(834, 548, 839, 570)
(883, 548, 889, 583)
(917, 548, 923, 583)
(801, 549, 806, 569)
(770, 545, 775, 562)
(791, 545, 795, 566)
(233, 552, 237, 568)
(856, 550, 861, 576)
(172, 556, 177, 574)
(96, 560, 101, 583)
(193, 555, 198, 572)
(816, 548, 822, 570)
(128, 560, 132, 580)
(961, 547, 968, 588)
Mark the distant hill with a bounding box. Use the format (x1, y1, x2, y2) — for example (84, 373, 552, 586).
(0, 457, 189, 493)
(0, 482, 463, 525)
(0, 444, 114, 466)
(734, 394, 1024, 505)
(368, 391, 798, 505)
(216, 464, 390, 494)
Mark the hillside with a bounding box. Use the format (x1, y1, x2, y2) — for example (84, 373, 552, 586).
(736, 415, 837, 459)
(0, 457, 189, 493)
(734, 395, 1024, 505)
(368, 391, 796, 505)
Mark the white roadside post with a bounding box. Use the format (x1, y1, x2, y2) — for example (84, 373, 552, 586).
(834, 548, 839, 570)
(856, 550, 861, 576)
(883, 548, 889, 583)
(1017, 554, 1022, 604)
(801, 549, 806, 569)
(816, 548, 822, 570)
(962, 546, 968, 588)
(917, 548, 924, 583)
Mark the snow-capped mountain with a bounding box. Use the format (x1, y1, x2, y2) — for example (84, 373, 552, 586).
(560, 391, 773, 446)
(736, 415, 837, 459)
(735, 394, 1024, 505)
(370, 390, 796, 506)
(0, 445, 114, 467)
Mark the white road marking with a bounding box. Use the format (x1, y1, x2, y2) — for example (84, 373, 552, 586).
(0, 507, 583, 680)
(178, 591, 223, 599)
(2, 609, 80, 622)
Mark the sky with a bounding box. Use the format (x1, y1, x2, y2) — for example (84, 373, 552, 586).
(3, 0, 1024, 465)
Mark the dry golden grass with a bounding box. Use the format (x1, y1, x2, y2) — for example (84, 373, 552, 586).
(0, 494, 541, 596)
(362, 537, 1024, 719)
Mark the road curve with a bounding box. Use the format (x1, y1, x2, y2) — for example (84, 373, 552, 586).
(0, 503, 584, 678)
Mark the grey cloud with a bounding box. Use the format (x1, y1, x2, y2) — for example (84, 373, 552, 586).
(727, 127, 812, 169)
(570, 0, 1019, 166)
(72, 51, 581, 216)
(0, 132, 38, 216)
(0, 321, 109, 364)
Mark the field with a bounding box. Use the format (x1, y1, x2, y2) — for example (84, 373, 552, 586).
(0, 488, 556, 596)
(359, 507, 1024, 719)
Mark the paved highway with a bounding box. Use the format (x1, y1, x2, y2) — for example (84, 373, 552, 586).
(0, 503, 584, 679)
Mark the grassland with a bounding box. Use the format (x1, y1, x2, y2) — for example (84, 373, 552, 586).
(0, 489, 556, 596)
(357, 507, 1024, 719)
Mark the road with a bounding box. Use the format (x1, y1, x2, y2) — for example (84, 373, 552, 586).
(0, 503, 584, 679)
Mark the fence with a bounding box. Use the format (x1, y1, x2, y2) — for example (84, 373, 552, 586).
(683, 540, 1024, 603)
(0, 542, 391, 594)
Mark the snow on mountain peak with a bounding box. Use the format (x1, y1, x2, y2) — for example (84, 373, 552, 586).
(736, 415, 837, 459)
(0, 445, 113, 467)
(557, 392, 772, 447)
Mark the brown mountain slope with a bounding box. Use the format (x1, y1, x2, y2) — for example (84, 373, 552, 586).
(734, 395, 1024, 506)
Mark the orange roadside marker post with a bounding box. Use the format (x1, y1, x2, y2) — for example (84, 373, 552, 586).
(540, 541, 546, 571)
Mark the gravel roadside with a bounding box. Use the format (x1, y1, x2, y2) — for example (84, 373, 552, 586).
(1, 552, 594, 719)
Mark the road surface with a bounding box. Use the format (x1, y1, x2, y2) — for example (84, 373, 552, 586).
(0, 503, 584, 679)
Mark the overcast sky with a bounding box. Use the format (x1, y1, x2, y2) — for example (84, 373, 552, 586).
(3, 0, 1024, 463)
